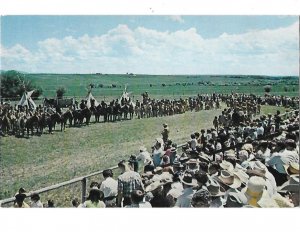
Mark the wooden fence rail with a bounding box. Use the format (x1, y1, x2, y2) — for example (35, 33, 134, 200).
(0, 110, 297, 207)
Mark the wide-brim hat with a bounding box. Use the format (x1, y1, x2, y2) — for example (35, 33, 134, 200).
(179, 173, 198, 187)
(186, 159, 199, 164)
(226, 191, 248, 207)
(206, 178, 226, 197)
(217, 170, 242, 189)
(145, 181, 162, 192)
(220, 160, 234, 172)
(233, 169, 249, 185)
(277, 175, 299, 193)
(154, 166, 163, 173)
(283, 162, 299, 176)
(197, 152, 211, 164)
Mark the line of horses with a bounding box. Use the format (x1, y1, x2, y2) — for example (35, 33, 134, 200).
(1, 93, 298, 138)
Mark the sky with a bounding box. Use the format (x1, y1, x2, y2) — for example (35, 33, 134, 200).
(0, 15, 299, 75)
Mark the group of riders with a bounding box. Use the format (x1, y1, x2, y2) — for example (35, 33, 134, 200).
(0, 91, 298, 137)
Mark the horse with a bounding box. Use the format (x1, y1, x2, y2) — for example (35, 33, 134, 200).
(129, 104, 134, 120)
(0, 114, 11, 135)
(72, 108, 91, 125)
(25, 115, 39, 136)
(60, 111, 73, 131)
(121, 104, 129, 120)
(50, 113, 62, 131)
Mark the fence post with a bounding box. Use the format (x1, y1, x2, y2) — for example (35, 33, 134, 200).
(81, 178, 87, 203)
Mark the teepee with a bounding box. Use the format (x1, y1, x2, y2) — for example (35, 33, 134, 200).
(86, 91, 99, 108)
(17, 90, 37, 109)
(119, 84, 135, 107)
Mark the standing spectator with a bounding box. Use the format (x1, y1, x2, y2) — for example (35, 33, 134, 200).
(136, 145, 152, 169)
(213, 116, 219, 132)
(117, 160, 144, 207)
(175, 172, 197, 207)
(152, 138, 165, 167)
(99, 169, 118, 207)
(161, 123, 169, 143)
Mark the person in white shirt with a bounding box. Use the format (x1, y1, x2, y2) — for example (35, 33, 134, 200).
(99, 169, 118, 207)
(136, 145, 152, 166)
(190, 134, 198, 151)
(30, 193, 43, 208)
(256, 122, 264, 138)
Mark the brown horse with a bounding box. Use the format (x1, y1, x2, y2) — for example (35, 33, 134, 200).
(0, 114, 11, 135)
(25, 115, 39, 136)
(60, 111, 73, 131)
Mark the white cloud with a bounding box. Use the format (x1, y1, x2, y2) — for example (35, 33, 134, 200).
(1, 22, 299, 75)
(168, 15, 185, 23)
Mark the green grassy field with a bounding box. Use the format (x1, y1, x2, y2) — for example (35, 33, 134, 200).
(0, 104, 285, 207)
(21, 74, 299, 99)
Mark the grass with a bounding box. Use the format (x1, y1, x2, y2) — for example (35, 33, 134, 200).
(18, 74, 299, 99)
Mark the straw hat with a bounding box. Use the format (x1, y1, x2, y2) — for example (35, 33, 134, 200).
(283, 162, 299, 176)
(179, 172, 198, 187)
(224, 150, 236, 159)
(217, 170, 242, 189)
(186, 159, 199, 164)
(145, 181, 162, 192)
(219, 160, 234, 172)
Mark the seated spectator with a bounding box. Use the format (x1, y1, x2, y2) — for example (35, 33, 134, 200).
(30, 193, 43, 208)
(71, 198, 80, 208)
(191, 189, 212, 208)
(13, 193, 29, 208)
(47, 199, 55, 208)
(82, 189, 105, 208)
(125, 190, 152, 208)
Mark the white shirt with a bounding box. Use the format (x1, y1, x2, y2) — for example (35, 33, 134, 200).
(99, 177, 118, 198)
(137, 151, 152, 165)
(190, 139, 198, 150)
(174, 187, 195, 208)
(257, 126, 264, 136)
(30, 200, 43, 208)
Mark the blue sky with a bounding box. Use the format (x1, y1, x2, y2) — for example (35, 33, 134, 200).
(1, 16, 299, 75)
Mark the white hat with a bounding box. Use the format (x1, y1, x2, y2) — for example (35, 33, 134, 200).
(219, 160, 234, 172)
(145, 181, 162, 192)
(217, 170, 242, 189)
